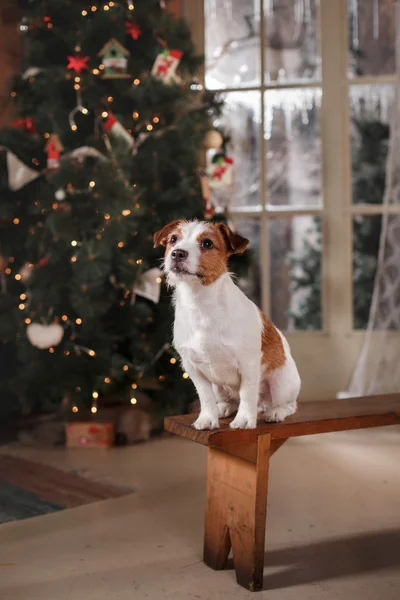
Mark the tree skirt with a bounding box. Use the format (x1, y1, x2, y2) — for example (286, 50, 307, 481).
(0, 455, 132, 524)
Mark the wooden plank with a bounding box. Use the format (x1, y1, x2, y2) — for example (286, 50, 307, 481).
(203, 434, 271, 592)
(164, 394, 400, 446)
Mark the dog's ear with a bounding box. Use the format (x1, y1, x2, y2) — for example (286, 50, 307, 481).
(153, 220, 182, 248)
(218, 223, 249, 255)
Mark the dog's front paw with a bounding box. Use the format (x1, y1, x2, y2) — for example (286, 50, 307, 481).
(229, 412, 257, 430)
(193, 413, 219, 430)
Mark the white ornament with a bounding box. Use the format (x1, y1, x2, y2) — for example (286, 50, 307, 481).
(55, 188, 66, 201)
(19, 262, 34, 283)
(132, 268, 163, 304)
(6, 151, 40, 191)
(26, 322, 64, 349)
(22, 67, 41, 80)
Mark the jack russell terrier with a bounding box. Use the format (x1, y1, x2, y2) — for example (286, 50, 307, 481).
(154, 220, 301, 430)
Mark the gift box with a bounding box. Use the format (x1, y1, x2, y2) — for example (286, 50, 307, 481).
(65, 422, 115, 448)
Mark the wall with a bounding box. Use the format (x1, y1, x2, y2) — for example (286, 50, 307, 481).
(0, 5, 20, 128)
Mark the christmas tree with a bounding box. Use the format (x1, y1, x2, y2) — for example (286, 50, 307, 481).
(289, 116, 389, 330)
(0, 0, 224, 420)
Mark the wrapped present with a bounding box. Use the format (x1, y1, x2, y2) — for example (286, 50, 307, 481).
(65, 422, 114, 448)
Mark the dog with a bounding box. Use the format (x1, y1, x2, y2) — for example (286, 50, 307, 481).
(153, 219, 301, 430)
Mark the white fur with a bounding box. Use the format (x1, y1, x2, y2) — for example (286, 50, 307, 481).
(165, 221, 301, 430)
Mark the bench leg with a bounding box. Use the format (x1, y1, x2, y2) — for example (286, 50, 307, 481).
(203, 434, 271, 592)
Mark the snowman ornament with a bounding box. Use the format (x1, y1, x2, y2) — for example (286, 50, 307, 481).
(26, 322, 64, 349)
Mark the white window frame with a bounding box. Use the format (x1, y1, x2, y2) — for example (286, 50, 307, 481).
(183, 0, 400, 398)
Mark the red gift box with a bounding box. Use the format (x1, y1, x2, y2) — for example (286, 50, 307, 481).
(65, 422, 114, 448)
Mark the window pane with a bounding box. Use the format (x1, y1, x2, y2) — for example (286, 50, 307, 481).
(214, 91, 260, 208)
(350, 84, 394, 205)
(265, 0, 321, 84)
(353, 215, 381, 329)
(265, 88, 322, 208)
(205, 0, 260, 90)
(348, 0, 397, 77)
(269, 216, 321, 330)
(230, 218, 261, 306)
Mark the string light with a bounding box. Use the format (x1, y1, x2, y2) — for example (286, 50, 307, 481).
(71, 124, 77, 131)
(91, 5, 97, 11)
(170, 357, 177, 364)
(71, 256, 77, 263)
(76, 318, 82, 324)
(49, 347, 55, 353)
(131, 383, 137, 389)
(62, 315, 68, 321)
(123, 365, 129, 371)
(156, 277, 162, 284)
(109, 0, 115, 5)
(133, 111, 139, 119)
(13, 218, 20, 224)
(76, 387, 81, 392)
(19, 303, 25, 310)
(15, 274, 21, 281)
(128, 3, 135, 9)
(182, 372, 189, 379)
(93, 69, 100, 75)
(64, 350, 70, 356)
(102, 111, 108, 118)
(5, 268, 11, 275)
(136, 259, 142, 265)
(25, 318, 31, 324)
(89, 181, 96, 188)
(122, 209, 131, 216)
(75, 76, 80, 82)
(88, 350, 96, 357)
(72, 406, 79, 413)
(71, 240, 77, 246)
(133, 78, 140, 85)
(92, 391, 99, 399)
(107, 96, 114, 102)
(146, 124, 153, 131)
(153, 117, 159, 123)
(104, 377, 111, 383)
(20, 293, 26, 300)
(44, 132, 50, 138)
(104, 4, 109, 9)
(117, 241, 124, 248)
(99, 64, 105, 70)
(82, 9, 88, 15)
(10, 91, 16, 98)
(74, 84, 80, 90)
(104, 213, 111, 220)
(91, 406, 98, 413)
(130, 397, 137, 404)
(159, 375, 166, 382)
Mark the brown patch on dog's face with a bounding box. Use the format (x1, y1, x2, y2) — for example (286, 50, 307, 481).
(153, 220, 183, 253)
(195, 224, 230, 285)
(259, 310, 286, 370)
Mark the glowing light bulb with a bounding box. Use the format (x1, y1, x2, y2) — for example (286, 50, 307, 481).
(104, 214, 111, 220)
(156, 277, 162, 284)
(104, 377, 111, 383)
(107, 96, 114, 102)
(133, 78, 140, 85)
(15, 274, 21, 281)
(71, 124, 77, 131)
(71, 256, 77, 263)
(75, 76, 80, 82)
(132, 111, 139, 119)
(122, 209, 131, 216)
(76, 318, 82, 324)
(49, 347, 55, 353)
(92, 391, 99, 399)
(93, 69, 100, 75)
(170, 357, 177, 364)
(102, 111, 108, 118)
(82, 9, 88, 15)
(89, 181, 96, 188)
(153, 117, 160, 123)
(128, 3, 134, 10)
(130, 397, 137, 405)
(20, 293, 26, 300)
(88, 350, 96, 357)
(131, 383, 137, 389)
(123, 365, 129, 371)
(72, 406, 79, 413)
(91, 5, 97, 11)
(146, 124, 153, 131)
(117, 241, 124, 248)
(104, 4, 109, 9)
(71, 240, 77, 246)
(13, 218, 20, 224)
(82, 108, 89, 115)
(19, 303, 25, 310)
(182, 372, 189, 379)
(5, 268, 11, 275)
(74, 84, 80, 90)
(62, 315, 68, 321)
(91, 406, 98, 413)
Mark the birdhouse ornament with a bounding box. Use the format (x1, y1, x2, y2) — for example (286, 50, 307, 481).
(98, 38, 131, 79)
(45, 134, 64, 170)
(152, 48, 183, 84)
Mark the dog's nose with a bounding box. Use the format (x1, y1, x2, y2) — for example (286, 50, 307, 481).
(171, 249, 188, 261)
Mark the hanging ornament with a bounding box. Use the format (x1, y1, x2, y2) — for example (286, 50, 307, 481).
(208, 154, 234, 189)
(20, 262, 34, 283)
(45, 134, 64, 170)
(22, 67, 41, 80)
(19, 16, 29, 33)
(6, 151, 40, 191)
(103, 111, 134, 149)
(55, 188, 66, 201)
(12, 117, 37, 135)
(125, 21, 142, 40)
(204, 129, 223, 150)
(98, 39, 131, 79)
(69, 89, 89, 131)
(151, 48, 182, 85)
(132, 268, 163, 304)
(199, 171, 215, 219)
(38, 257, 49, 267)
(26, 322, 64, 349)
(67, 53, 90, 74)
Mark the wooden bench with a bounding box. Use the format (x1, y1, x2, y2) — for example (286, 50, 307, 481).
(164, 395, 400, 592)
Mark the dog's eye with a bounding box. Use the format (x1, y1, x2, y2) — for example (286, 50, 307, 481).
(170, 235, 178, 245)
(201, 239, 213, 250)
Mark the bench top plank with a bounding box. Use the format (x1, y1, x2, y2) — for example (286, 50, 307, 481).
(164, 395, 400, 446)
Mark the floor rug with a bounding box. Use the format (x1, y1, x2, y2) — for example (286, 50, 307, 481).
(0, 454, 132, 524)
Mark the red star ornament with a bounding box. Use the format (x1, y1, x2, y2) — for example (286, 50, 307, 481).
(125, 21, 142, 40)
(67, 54, 90, 74)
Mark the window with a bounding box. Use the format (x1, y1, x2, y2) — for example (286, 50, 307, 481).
(183, 0, 399, 398)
